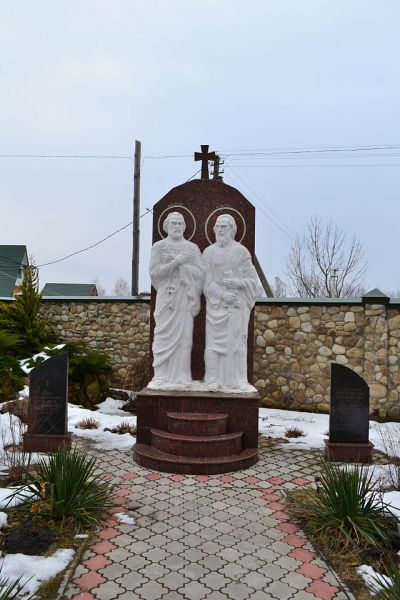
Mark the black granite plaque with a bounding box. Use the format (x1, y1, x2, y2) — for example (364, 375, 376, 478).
(28, 353, 68, 435)
(329, 363, 369, 444)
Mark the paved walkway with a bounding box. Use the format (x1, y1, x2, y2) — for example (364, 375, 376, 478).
(62, 436, 355, 600)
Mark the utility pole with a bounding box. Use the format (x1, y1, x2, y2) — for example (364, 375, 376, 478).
(211, 154, 224, 181)
(131, 140, 141, 296)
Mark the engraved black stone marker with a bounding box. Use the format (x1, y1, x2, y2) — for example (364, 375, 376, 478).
(329, 363, 369, 444)
(28, 353, 68, 435)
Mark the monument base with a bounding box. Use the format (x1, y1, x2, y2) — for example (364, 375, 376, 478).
(23, 432, 72, 453)
(134, 388, 259, 475)
(324, 440, 374, 464)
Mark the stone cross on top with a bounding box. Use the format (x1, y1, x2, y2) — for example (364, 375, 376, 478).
(194, 145, 216, 180)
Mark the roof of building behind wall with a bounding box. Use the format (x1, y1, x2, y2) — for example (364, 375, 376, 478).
(41, 283, 98, 297)
(0, 245, 28, 297)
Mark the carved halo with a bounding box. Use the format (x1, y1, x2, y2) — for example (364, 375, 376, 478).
(157, 205, 197, 241)
(205, 207, 247, 244)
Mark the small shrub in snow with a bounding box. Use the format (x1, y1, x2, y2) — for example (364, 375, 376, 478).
(76, 418, 100, 430)
(104, 421, 136, 436)
(285, 427, 305, 438)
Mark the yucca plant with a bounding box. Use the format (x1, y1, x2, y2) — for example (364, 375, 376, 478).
(374, 568, 400, 599)
(12, 447, 113, 528)
(294, 460, 395, 550)
(0, 571, 32, 600)
(0, 576, 22, 600)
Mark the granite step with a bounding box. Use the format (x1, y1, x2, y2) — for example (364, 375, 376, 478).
(166, 412, 228, 436)
(151, 428, 243, 457)
(134, 443, 258, 475)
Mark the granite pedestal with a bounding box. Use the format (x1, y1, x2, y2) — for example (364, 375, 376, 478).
(134, 388, 259, 474)
(324, 440, 374, 463)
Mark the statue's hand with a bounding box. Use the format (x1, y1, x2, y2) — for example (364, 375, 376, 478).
(174, 250, 192, 265)
(222, 277, 241, 289)
(162, 248, 174, 263)
(222, 290, 238, 304)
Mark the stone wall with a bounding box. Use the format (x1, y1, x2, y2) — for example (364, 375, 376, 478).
(32, 294, 400, 419)
(254, 297, 399, 420)
(39, 298, 150, 388)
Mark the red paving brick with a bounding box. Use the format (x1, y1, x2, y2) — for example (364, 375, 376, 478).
(266, 501, 285, 510)
(170, 474, 186, 481)
(90, 540, 117, 554)
(297, 563, 327, 580)
(107, 506, 125, 514)
(289, 547, 317, 563)
(306, 580, 340, 600)
(146, 472, 162, 480)
(70, 593, 97, 600)
(74, 571, 106, 591)
(97, 527, 119, 540)
(261, 491, 281, 501)
(292, 477, 311, 485)
(277, 522, 298, 534)
(219, 475, 235, 483)
(121, 472, 138, 480)
(283, 533, 307, 547)
(83, 555, 112, 571)
(268, 476, 285, 485)
(272, 510, 291, 521)
(195, 475, 210, 482)
(243, 476, 260, 484)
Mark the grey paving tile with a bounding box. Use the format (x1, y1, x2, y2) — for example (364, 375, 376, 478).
(265, 581, 297, 600)
(135, 581, 170, 600)
(91, 580, 127, 600)
(221, 581, 255, 600)
(178, 580, 212, 600)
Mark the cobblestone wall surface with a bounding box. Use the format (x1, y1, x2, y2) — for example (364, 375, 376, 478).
(36, 296, 400, 419)
(40, 299, 150, 388)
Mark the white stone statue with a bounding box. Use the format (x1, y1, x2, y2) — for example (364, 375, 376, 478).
(148, 212, 204, 391)
(203, 214, 258, 393)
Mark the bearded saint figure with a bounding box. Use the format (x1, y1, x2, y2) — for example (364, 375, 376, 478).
(202, 214, 258, 393)
(148, 212, 204, 391)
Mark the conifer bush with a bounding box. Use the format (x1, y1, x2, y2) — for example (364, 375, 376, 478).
(0, 268, 51, 358)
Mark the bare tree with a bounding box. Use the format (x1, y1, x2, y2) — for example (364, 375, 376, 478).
(113, 278, 130, 297)
(286, 217, 367, 298)
(272, 276, 288, 297)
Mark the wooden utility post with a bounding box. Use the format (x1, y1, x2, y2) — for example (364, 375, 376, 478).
(131, 140, 141, 296)
(212, 154, 224, 181)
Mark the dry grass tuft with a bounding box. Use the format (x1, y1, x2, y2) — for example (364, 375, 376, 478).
(76, 417, 100, 430)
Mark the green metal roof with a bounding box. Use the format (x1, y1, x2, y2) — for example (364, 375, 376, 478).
(0, 245, 28, 297)
(42, 283, 98, 297)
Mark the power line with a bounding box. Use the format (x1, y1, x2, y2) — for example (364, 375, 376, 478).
(0, 154, 133, 160)
(226, 163, 400, 168)
(37, 208, 153, 268)
(226, 166, 295, 242)
(220, 144, 400, 156)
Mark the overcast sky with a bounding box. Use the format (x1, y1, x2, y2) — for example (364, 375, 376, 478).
(1, 1, 400, 295)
